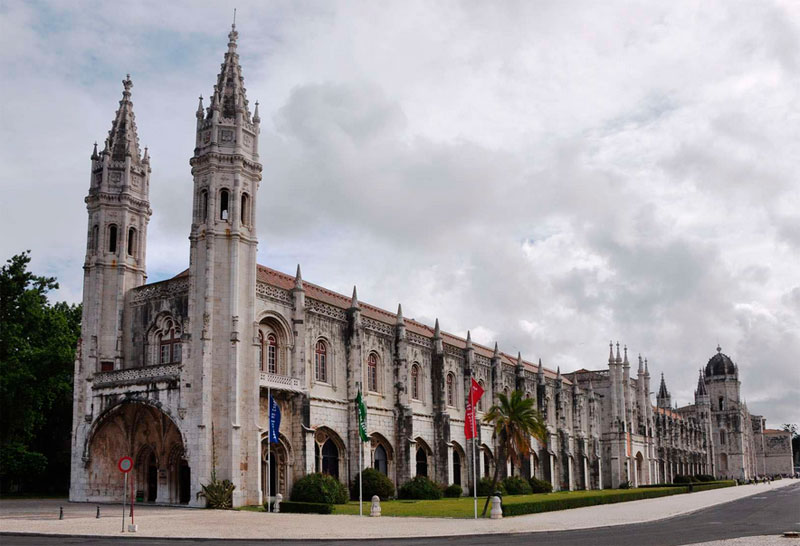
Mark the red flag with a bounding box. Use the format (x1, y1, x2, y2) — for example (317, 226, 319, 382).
(464, 378, 485, 439)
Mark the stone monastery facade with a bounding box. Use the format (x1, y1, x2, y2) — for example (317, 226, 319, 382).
(70, 26, 794, 507)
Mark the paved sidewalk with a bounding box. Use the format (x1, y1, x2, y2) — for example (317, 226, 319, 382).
(0, 479, 796, 540)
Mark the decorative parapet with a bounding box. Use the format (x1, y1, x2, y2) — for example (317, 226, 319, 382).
(363, 317, 393, 337)
(256, 282, 292, 305)
(475, 354, 490, 366)
(407, 332, 432, 349)
(92, 364, 181, 388)
(444, 343, 464, 358)
(307, 299, 347, 321)
(260, 371, 303, 393)
(130, 278, 190, 305)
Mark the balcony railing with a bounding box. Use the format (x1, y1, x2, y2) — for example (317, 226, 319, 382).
(259, 371, 302, 392)
(93, 364, 181, 388)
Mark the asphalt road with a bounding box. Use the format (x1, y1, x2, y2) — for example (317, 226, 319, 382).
(2, 482, 799, 546)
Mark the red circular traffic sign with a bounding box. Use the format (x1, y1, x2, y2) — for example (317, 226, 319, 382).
(118, 456, 133, 473)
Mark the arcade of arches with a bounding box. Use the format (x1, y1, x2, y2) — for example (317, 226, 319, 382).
(86, 402, 189, 504)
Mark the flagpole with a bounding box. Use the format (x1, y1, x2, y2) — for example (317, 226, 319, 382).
(471, 374, 477, 520)
(267, 384, 271, 513)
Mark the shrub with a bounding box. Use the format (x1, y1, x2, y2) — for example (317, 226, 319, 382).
(477, 477, 506, 497)
(444, 484, 463, 498)
(350, 468, 395, 500)
(695, 474, 715, 482)
(673, 474, 698, 484)
(618, 480, 631, 489)
(502, 476, 533, 495)
(528, 477, 553, 494)
(397, 476, 443, 500)
(276, 501, 333, 514)
(290, 473, 348, 504)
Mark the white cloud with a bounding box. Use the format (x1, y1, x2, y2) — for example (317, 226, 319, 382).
(1, 0, 798, 426)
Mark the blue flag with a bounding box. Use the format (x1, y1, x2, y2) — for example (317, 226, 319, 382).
(268, 394, 281, 444)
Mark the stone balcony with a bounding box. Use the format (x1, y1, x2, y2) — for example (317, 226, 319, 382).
(259, 371, 303, 393)
(92, 363, 181, 389)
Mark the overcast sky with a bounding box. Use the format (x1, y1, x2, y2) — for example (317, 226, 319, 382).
(1, 1, 798, 427)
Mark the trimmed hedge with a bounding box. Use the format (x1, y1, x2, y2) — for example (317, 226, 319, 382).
(350, 468, 395, 500)
(502, 487, 686, 516)
(276, 501, 333, 514)
(695, 474, 716, 482)
(528, 477, 553, 494)
(502, 476, 533, 495)
(443, 484, 463, 498)
(290, 473, 349, 504)
(398, 476, 443, 500)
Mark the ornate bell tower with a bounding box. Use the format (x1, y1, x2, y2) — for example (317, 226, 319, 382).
(185, 23, 262, 506)
(81, 75, 152, 374)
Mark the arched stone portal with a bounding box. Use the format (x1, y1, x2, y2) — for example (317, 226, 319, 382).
(87, 402, 187, 504)
(261, 436, 290, 500)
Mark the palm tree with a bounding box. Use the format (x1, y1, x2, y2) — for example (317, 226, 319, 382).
(481, 390, 547, 516)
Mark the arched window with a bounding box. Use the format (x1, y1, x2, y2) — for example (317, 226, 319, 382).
(158, 319, 181, 364)
(92, 225, 99, 251)
(315, 340, 328, 382)
(411, 363, 420, 400)
(241, 193, 250, 226)
(452, 449, 461, 486)
(374, 444, 388, 475)
(200, 189, 208, 222)
(127, 227, 137, 257)
(416, 447, 428, 477)
(503, 386, 510, 398)
(267, 334, 278, 374)
(257, 331, 264, 371)
(319, 439, 339, 478)
(219, 189, 229, 221)
(478, 380, 485, 411)
(367, 353, 379, 392)
(718, 397, 724, 411)
(720, 430, 727, 445)
(483, 449, 491, 477)
(108, 224, 118, 254)
(446, 372, 455, 407)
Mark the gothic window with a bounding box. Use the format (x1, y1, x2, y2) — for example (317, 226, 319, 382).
(452, 448, 461, 485)
(367, 353, 379, 392)
(720, 430, 726, 445)
(92, 225, 99, 251)
(219, 189, 229, 221)
(200, 190, 208, 222)
(241, 193, 250, 226)
(719, 397, 724, 411)
(100, 360, 114, 372)
(127, 227, 137, 257)
(478, 380, 486, 411)
(315, 340, 328, 383)
(416, 447, 428, 477)
(257, 331, 264, 372)
(108, 224, 118, 254)
(267, 334, 278, 374)
(374, 444, 388, 475)
(157, 319, 181, 364)
(411, 363, 420, 400)
(446, 372, 455, 407)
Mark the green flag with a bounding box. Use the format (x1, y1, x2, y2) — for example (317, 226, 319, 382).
(356, 389, 368, 442)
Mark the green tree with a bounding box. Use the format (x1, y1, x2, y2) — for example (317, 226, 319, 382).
(481, 390, 547, 516)
(0, 251, 81, 493)
(781, 424, 799, 463)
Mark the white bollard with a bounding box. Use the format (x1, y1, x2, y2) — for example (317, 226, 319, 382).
(490, 496, 503, 519)
(273, 493, 283, 513)
(370, 495, 381, 517)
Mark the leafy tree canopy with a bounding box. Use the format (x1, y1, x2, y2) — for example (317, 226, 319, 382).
(0, 251, 81, 492)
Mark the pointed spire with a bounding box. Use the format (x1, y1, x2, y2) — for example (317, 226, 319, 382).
(350, 286, 359, 309)
(433, 318, 441, 338)
(615, 342, 622, 364)
(465, 330, 473, 349)
(91, 142, 99, 160)
(516, 351, 522, 368)
(556, 366, 562, 385)
(106, 74, 142, 162)
(638, 354, 644, 373)
(253, 101, 260, 123)
(396, 304, 404, 325)
(696, 370, 707, 396)
(197, 95, 204, 119)
(294, 264, 303, 290)
(645, 358, 649, 376)
(207, 23, 250, 120)
(608, 341, 614, 364)
(588, 379, 594, 397)
(493, 342, 500, 359)
(623, 345, 629, 367)
(142, 146, 149, 164)
(537, 358, 544, 375)
(658, 373, 669, 399)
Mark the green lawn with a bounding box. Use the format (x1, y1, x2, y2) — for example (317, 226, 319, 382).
(331, 487, 683, 518)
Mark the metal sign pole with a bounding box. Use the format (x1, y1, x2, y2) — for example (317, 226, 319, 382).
(122, 472, 127, 533)
(267, 384, 271, 513)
